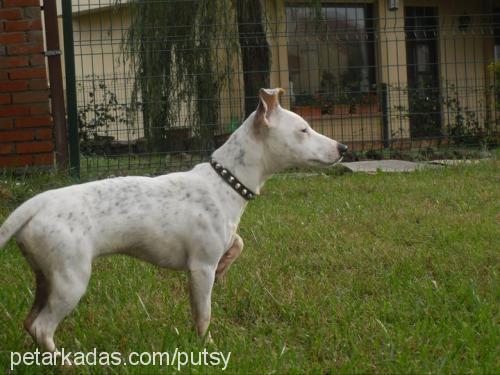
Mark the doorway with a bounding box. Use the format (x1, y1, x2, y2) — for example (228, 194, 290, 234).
(405, 6, 442, 138)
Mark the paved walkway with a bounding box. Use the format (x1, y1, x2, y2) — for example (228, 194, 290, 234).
(340, 159, 489, 173)
(341, 160, 433, 173)
(277, 159, 487, 178)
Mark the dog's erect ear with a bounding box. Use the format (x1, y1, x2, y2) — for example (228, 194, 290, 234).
(254, 88, 285, 127)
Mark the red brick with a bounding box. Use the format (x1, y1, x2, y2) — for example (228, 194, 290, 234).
(0, 32, 25, 44)
(35, 128, 52, 140)
(34, 153, 54, 166)
(0, 72, 8, 80)
(29, 53, 45, 66)
(30, 103, 50, 115)
(4, 19, 42, 32)
(24, 7, 41, 19)
(0, 80, 28, 91)
(0, 143, 14, 155)
(0, 151, 53, 167)
(0, 154, 33, 167)
(12, 91, 49, 104)
(0, 8, 23, 20)
(28, 79, 47, 90)
(0, 119, 13, 129)
(8, 67, 46, 79)
(27, 30, 43, 42)
(15, 115, 51, 127)
(0, 56, 29, 68)
(16, 141, 53, 154)
(4, 0, 41, 6)
(7, 43, 43, 55)
(0, 94, 11, 105)
(0, 129, 35, 142)
(0, 105, 30, 117)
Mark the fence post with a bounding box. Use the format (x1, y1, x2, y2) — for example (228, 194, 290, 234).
(381, 83, 390, 148)
(43, 0, 68, 170)
(62, 0, 80, 177)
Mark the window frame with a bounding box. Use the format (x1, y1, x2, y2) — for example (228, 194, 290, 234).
(285, 2, 378, 117)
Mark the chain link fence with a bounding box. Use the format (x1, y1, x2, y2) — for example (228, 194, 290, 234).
(64, 1, 499, 177)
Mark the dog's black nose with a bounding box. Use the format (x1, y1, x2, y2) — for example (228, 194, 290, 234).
(337, 143, 348, 155)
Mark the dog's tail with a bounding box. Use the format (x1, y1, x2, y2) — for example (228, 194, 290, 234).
(0, 198, 40, 249)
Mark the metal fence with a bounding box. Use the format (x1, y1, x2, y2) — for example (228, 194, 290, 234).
(63, 0, 500, 177)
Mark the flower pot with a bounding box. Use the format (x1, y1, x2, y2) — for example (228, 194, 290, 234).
(356, 103, 380, 114)
(292, 106, 322, 118)
(333, 104, 351, 115)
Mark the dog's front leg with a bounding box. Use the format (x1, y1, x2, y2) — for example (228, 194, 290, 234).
(188, 267, 215, 340)
(216, 234, 243, 280)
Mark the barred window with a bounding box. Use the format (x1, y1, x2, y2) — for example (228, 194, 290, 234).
(286, 4, 376, 115)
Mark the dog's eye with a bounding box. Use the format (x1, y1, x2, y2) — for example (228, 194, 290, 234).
(300, 128, 308, 133)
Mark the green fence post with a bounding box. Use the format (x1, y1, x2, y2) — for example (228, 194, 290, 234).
(381, 83, 389, 149)
(62, 0, 80, 178)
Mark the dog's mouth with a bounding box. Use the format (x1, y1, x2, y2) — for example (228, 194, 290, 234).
(333, 155, 344, 165)
(309, 156, 344, 166)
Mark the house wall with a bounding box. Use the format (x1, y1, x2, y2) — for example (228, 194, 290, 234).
(264, 0, 291, 109)
(376, 0, 411, 139)
(60, 3, 245, 142)
(59, 0, 495, 147)
(63, 6, 144, 142)
(276, 0, 494, 142)
(406, 0, 493, 134)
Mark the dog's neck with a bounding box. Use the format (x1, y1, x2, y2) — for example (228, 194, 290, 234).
(211, 116, 278, 195)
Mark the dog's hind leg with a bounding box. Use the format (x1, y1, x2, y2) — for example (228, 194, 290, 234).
(24, 270, 49, 338)
(216, 234, 243, 280)
(30, 260, 91, 352)
(18, 242, 50, 337)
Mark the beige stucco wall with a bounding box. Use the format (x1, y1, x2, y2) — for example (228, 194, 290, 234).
(405, 0, 493, 135)
(59, 0, 495, 144)
(60, 2, 247, 141)
(377, 0, 495, 139)
(60, 6, 144, 142)
(376, 0, 411, 139)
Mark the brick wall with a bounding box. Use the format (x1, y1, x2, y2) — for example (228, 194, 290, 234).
(0, 0, 54, 168)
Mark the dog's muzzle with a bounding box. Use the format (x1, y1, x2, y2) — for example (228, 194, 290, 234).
(337, 143, 348, 155)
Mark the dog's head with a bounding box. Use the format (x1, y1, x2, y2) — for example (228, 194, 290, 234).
(252, 88, 347, 169)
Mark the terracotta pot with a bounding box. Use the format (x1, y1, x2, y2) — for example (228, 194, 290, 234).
(356, 103, 380, 114)
(333, 104, 351, 115)
(292, 106, 322, 118)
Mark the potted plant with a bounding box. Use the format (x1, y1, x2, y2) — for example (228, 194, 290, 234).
(356, 92, 380, 114)
(330, 90, 352, 115)
(292, 93, 322, 118)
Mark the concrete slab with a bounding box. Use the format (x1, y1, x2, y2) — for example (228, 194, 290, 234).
(341, 160, 430, 173)
(428, 159, 488, 166)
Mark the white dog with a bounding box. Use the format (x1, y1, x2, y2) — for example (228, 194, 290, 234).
(0, 88, 347, 352)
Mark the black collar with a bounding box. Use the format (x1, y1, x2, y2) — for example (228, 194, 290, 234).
(210, 159, 256, 200)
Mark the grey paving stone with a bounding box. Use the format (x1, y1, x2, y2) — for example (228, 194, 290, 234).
(341, 160, 431, 173)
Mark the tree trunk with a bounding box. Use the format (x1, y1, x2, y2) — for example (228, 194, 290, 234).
(237, 0, 271, 117)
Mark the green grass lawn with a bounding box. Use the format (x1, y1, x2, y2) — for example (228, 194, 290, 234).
(0, 161, 498, 373)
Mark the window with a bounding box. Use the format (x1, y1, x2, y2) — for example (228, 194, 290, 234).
(286, 3, 376, 115)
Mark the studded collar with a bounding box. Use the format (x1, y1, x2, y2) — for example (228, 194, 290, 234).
(210, 159, 256, 200)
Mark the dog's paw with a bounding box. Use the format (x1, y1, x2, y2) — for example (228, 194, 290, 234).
(204, 332, 215, 345)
